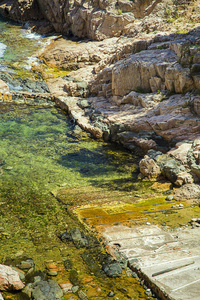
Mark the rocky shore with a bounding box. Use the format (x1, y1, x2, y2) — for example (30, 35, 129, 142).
(1, 0, 200, 196)
(0, 0, 200, 298)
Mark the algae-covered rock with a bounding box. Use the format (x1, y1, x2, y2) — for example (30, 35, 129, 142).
(60, 228, 89, 248)
(102, 262, 123, 277)
(31, 278, 63, 300)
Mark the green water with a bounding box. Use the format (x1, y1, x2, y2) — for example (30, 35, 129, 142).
(0, 17, 152, 300)
(0, 104, 136, 193)
(0, 103, 137, 264)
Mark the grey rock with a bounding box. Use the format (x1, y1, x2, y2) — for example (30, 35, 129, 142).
(145, 288, 152, 297)
(78, 100, 90, 109)
(71, 286, 79, 293)
(70, 228, 89, 248)
(17, 259, 34, 270)
(77, 81, 88, 90)
(32, 279, 63, 300)
(161, 158, 186, 183)
(103, 262, 123, 277)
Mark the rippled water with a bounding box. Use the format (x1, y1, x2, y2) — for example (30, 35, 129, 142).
(0, 16, 49, 75)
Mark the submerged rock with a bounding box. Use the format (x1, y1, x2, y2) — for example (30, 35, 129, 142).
(60, 228, 89, 248)
(31, 278, 63, 300)
(102, 262, 123, 277)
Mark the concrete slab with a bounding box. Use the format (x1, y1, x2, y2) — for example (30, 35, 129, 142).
(101, 224, 200, 300)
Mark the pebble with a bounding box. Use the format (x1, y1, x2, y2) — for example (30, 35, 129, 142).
(165, 195, 173, 201)
(72, 285, 79, 293)
(108, 291, 115, 297)
(131, 272, 138, 278)
(46, 263, 57, 270)
(78, 290, 88, 300)
(47, 270, 58, 276)
(145, 288, 152, 296)
(17, 261, 33, 270)
(59, 282, 73, 294)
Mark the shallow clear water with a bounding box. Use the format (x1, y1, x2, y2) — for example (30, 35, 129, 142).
(0, 17, 150, 300)
(0, 105, 136, 194)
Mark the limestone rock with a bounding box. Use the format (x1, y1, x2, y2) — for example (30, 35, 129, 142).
(0, 264, 25, 291)
(139, 155, 161, 180)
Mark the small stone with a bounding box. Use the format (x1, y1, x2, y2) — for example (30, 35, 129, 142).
(165, 195, 173, 201)
(72, 285, 79, 293)
(47, 270, 58, 276)
(17, 261, 33, 270)
(131, 271, 138, 278)
(59, 282, 73, 294)
(108, 291, 115, 297)
(146, 222, 151, 225)
(78, 290, 88, 300)
(46, 263, 57, 270)
(145, 288, 152, 297)
(33, 276, 41, 283)
(179, 203, 184, 208)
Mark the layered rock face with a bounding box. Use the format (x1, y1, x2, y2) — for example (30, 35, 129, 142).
(1, 0, 200, 190)
(0, 0, 161, 39)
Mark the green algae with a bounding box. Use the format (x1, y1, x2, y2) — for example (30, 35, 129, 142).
(0, 104, 155, 300)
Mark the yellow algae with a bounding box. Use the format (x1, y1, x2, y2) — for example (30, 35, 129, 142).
(151, 181, 172, 191)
